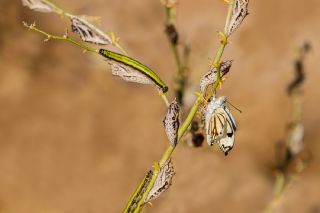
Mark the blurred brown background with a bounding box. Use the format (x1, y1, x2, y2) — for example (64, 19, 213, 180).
(0, 0, 320, 212)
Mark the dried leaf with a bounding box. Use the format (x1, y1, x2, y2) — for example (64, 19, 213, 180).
(22, 0, 54, 13)
(227, 0, 249, 36)
(145, 159, 175, 203)
(163, 100, 180, 147)
(71, 16, 112, 45)
(200, 60, 233, 94)
(107, 60, 155, 85)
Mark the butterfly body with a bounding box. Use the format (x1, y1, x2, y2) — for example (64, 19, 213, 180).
(204, 96, 237, 155)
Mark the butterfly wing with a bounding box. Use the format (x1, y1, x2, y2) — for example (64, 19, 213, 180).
(218, 117, 235, 155)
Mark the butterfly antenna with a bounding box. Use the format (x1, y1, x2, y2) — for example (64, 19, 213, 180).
(227, 100, 242, 113)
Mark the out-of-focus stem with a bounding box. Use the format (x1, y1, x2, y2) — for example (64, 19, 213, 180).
(164, 5, 186, 105)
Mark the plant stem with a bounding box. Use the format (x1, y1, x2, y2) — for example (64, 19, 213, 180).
(159, 92, 170, 107)
(23, 22, 170, 106)
(164, 5, 186, 105)
(124, 1, 235, 212)
(23, 22, 98, 53)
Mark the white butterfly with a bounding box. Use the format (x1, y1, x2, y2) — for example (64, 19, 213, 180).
(204, 96, 237, 155)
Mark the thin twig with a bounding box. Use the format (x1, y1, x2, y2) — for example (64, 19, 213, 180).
(23, 22, 98, 53)
(23, 22, 171, 106)
(40, 0, 127, 54)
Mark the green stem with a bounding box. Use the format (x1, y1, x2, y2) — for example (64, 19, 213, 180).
(23, 22, 98, 53)
(40, 0, 127, 54)
(23, 22, 171, 107)
(164, 6, 186, 105)
(124, 2, 235, 211)
(224, 0, 235, 34)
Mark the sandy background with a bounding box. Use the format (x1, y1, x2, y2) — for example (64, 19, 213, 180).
(0, 0, 320, 212)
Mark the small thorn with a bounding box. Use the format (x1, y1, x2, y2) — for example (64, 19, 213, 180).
(209, 61, 219, 68)
(152, 162, 161, 172)
(44, 35, 51, 42)
(195, 92, 207, 104)
(218, 31, 228, 44)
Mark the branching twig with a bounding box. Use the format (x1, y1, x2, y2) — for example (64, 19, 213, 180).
(124, 1, 236, 212)
(22, 22, 170, 106)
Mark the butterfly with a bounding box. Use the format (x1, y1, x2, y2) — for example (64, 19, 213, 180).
(204, 96, 237, 155)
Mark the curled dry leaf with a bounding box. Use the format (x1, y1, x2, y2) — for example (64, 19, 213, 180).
(145, 159, 175, 203)
(200, 60, 233, 95)
(163, 100, 180, 147)
(71, 16, 112, 45)
(22, 0, 53, 13)
(227, 0, 249, 36)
